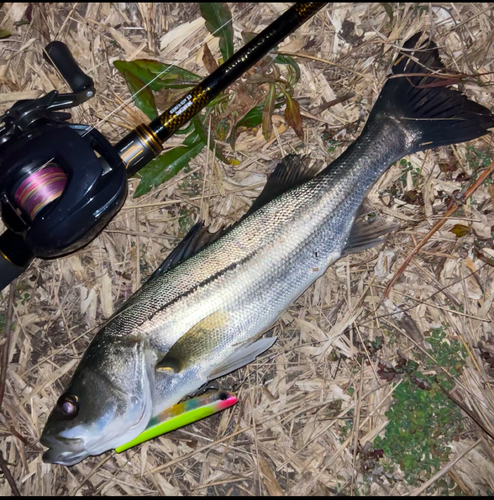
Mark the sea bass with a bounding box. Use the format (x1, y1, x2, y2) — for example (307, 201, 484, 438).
(41, 33, 494, 465)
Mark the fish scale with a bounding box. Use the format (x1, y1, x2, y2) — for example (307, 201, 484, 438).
(114, 118, 408, 357)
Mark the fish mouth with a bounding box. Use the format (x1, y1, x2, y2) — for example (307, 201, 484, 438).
(40, 435, 89, 466)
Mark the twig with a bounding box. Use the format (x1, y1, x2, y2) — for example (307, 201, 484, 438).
(0, 450, 20, 496)
(316, 91, 355, 114)
(0, 281, 17, 413)
(380, 159, 494, 306)
(150, 425, 253, 474)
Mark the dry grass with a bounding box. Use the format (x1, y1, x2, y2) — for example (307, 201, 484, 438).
(1, 2, 494, 496)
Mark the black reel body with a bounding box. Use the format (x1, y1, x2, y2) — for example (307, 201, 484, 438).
(0, 123, 127, 258)
(0, 41, 127, 288)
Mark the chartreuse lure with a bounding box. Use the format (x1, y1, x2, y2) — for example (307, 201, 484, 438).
(115, 391, 237, 453)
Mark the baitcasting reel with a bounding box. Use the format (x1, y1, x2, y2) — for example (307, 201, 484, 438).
(0, 41, 127, 287)
(0, 3, 326, 291)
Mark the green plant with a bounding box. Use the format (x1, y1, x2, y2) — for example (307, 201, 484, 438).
(399, 159, 421, 189)
(374, 326, 467, 485)
(466, 145, 493, 187)
(114, 3, 304, 198)
(20, 292, 30, 305)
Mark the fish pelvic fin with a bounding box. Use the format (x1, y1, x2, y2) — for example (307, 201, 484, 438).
(366, 32, 494, 154)
(209, 336, 278, 380)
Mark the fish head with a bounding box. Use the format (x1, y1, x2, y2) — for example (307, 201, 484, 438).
(41, 337, 156, 466)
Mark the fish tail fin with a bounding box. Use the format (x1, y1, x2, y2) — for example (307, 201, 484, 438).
(366, 32, 494, 153)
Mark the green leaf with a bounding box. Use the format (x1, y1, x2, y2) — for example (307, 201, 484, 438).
(199, 3, 234, 62)
(133, 59, 200, 80)
(228, 104, 262, 151)
(120, 69, 157, 120)
(174, 121, 196, 136)
(133, 59, 201, 88)
(237, 104, 264, 129)
(0, 29, 11, 39)
(114, 60, 199, 91)
(192, 116, 229, 163)
(275, 54, 301, 84)
(183, 129, 201, 147)
(262, 83, 276, 141)
(134, 139, 205, 197)
(381, 2, 394, 23)
(228, 100, 285, 150)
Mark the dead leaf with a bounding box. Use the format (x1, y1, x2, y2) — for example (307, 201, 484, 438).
(284, 93, 304, 139)
(259, 456, 284, 496)
(451, 224, 472, 238)
(202, 42, 218, 73)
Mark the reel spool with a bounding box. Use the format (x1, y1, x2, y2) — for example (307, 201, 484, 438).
(13, 162, 67, 221)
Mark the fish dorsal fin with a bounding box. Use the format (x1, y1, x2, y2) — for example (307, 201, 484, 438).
(243, 154, 320, 219)
(149, 155, 319, 282)
(147, 222, 226, 282)
(342, 209, 399, 257)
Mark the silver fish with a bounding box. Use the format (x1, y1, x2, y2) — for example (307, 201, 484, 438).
(41, 33, 494, 466)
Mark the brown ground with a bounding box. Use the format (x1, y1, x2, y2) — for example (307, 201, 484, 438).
(1, 2, 494, 496)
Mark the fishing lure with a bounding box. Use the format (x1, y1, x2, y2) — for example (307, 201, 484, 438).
(115, 391, 238, 453)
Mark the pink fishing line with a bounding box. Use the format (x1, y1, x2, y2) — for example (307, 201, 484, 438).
(14, 165, 67, 219)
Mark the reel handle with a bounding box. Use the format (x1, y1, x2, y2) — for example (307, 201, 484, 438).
(44, 41, 94, 95)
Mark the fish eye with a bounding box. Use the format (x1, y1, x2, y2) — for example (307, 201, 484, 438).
(57, 394, 79, 419)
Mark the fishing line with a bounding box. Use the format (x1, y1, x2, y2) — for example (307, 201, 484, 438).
(14, 163, 67, 220)
(80, 3, 254, 137)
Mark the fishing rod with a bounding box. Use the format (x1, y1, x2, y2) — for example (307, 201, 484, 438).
(0, 2, 326, 291)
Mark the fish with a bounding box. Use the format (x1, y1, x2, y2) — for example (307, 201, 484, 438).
(41, 33, 494, 466)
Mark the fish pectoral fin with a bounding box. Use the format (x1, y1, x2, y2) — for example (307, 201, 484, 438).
(342, 210, 400, 257)
(156, 311, 231, 372)
(209, 336, 278, 380)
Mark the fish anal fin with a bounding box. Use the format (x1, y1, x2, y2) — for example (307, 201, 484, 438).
(342, 211, 399, 257)
(209, 336, 278, 380)
(243, 155, 321, 218)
